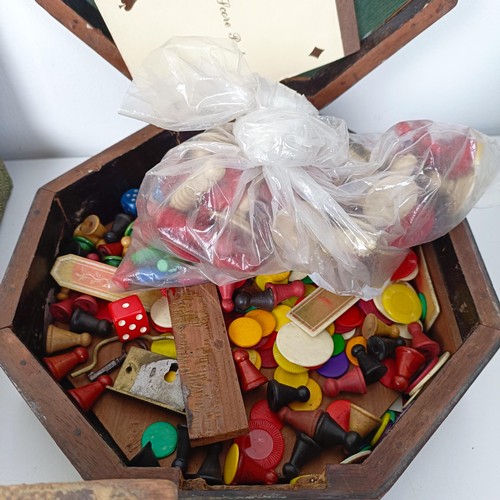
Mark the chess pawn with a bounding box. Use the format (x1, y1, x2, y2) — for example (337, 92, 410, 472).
(196, 441, 224, 485)
(233, 349, 267, 392)
(223, 442, 278, 485)
(282, 432, 323, 482)
(277, 407, 322, 438)
(320, 366, 367, 398)
(367, 336, 406, 361)
(218, 280, 246, 313)
(43, 346, 89, 382)
(172, 424, 191, 475)
(267, 379, 310, 412)
(362, 313, 400, 339)
(68, 375, 112, 412)
(408, 322, 441, 360)
(45, 324, 92, 354)
(265, 281, 306, 307)
(70, 308, 113, 337)
(234, 289, 275, 312)
(350, 344, 388, 384)
(393, 346, 426, 392)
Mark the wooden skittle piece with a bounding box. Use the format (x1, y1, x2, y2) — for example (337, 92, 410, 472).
(171, 424, 191, 475)
(367, 335, 406, 361)
(68, 374, 112, 412)
(267, 379, 310, 412)
(265, 281, 306, 307)
(393, 346, 426, 392)
(45, 325, 92, 354)
(408, 322, 441, 360)
(233, 349, 267, 392)
(362, 313, 400, 339)
(43, 346, 89, 382)
(70, 308, 113, 337)
(349, 403, 382, 438)
(282, 432, 322, 482)
(320, 366, 367, 398)
(350, 344, 388, 384)
(196, 442, 224, 486)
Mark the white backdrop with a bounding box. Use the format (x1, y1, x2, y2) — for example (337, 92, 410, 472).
(1, 0, 500, 160)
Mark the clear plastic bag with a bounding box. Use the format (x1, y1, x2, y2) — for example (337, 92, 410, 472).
(115, 37, 500, 298)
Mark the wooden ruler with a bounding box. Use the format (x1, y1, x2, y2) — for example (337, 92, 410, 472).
(165, 283, 248, 447)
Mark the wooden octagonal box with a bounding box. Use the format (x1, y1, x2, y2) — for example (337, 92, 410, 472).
(1, 123, 499, 498)
(3, 0, 500, 498)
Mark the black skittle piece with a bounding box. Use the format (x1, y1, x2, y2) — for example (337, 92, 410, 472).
(128, 441, 160, 467)
(70, 308, 113, 337)
(350, 343, 388, 384)
(104, 213, 133, 243)
(367, 336, 406, 361)
(282, 432, 322, 482)
(172, 424, 191, 475)
(267, 379, 310, 413)
(234, 289, 275, 312)
(196, 441, 224, 485)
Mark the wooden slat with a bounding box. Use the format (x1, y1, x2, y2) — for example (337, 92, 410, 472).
(166, 284, 248, 447)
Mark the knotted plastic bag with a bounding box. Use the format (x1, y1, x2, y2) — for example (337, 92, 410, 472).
(114, 37, 500, 298)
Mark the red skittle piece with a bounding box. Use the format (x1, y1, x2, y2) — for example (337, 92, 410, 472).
(233, 349, 267, 392)
(68, 375, 112, 412)
(218, 280, 247, 313)
(43, 347, 89, 382)
(320, 366, 367, 398)
(265, 281, 306, 307)
(408, 322, 441, 360)
(49, 293, 98, 323)
(224, 442, 278, 485)
(392, 346, 426, 392)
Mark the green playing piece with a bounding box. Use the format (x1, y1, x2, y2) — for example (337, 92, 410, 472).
(141, 421, 178, 459)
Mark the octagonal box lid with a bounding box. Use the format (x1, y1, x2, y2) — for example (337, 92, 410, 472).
(35, 0, 457, 109)
(1, 124, 500, 498)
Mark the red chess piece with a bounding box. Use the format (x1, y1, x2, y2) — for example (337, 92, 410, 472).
(49, 292, 98, 323)
(265, 281, 306, 307)
(320, 366, 367, 398)
(224, 442, 278, 485)
(68, 375, 112, 412)
(408, 322, 441, 360)
(218, 280, 246, 313)
(43, 347, 89, 382)
(232, 349, 267, 392)
(392, 346, 426, 392)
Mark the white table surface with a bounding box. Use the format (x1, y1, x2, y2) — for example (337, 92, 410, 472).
(1, 158, 499, 498)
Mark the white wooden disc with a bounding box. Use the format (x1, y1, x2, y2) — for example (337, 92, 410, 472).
(408, 351, 451, 396)
(150, 296, 172, 331)
(276, 322, 334, 368)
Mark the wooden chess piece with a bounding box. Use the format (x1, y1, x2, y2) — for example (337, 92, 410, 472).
(234, 289, 275, 312)
(265, 281, 306, 307)
(367, 335, 406, 361)
(393, 346, 426, 392)
(196, 442, 224, 485)
(172, 424, 191, 475)
(70, 308, 113, 337)
(362, 313, 400, 339)
(408, 322, 441, 360)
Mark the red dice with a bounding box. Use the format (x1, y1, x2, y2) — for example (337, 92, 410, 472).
(108, 295, 150, 341)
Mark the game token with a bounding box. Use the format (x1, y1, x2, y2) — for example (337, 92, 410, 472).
(234, 419, 284, 469)
(335, 303, 365, 330)
(325, 399, 351, 431)
(358, 299, 392, 325)
(276, 322, 334, 368)
(370, 412, 392, 447)
(151, 338, 176, 358)
(273, 366, 309, 388)
(288, 378, 323, 411)
(391, 249, 419, 281)
(258, 347, 278, 369)
(332, 334, 346, 355)
(408, 351, 450, 396)
(150, 296, 173, 333)
(340, 449, 372, 464)
(376, 282, 422, 324)
(271, 304, 292, 331)
(345, 337, 367, 366)
(247, 349, 262, 370)
(249, 400, 284, 430)
(245, 309, 276, 337)
(316, 351, 350, 378)
(228, 317, 263, 348)
(341, 328, 358, 340)
(141, 421, 177, 459)
(272, 342, 308, 374)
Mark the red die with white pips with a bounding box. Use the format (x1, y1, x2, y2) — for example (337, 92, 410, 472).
(108, 295, 150, 341)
